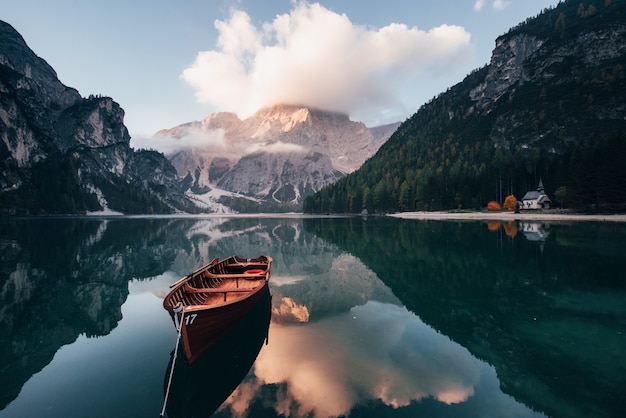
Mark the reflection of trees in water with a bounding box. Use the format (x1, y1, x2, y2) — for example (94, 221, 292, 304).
(205, 217, 400, 320)
(3, 216, 623, 416)
(0, 216, 395, 410)
(303, 217, 626, 418)
(0, 217, 186, 409)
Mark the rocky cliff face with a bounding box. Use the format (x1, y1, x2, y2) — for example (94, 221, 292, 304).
(303, 0, 626, 213)
(470, 34, 544, 106)
(155, 104, 399, 206)
(470, 11, 626, 150)
(0, 18, 398, 214)
(0, 21, 80, 180)
(0, 20, 190, 214)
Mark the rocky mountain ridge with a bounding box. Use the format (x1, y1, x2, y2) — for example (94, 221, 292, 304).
(0, 18, 398, 214)
(304, 0, 626, 213)
(474, 14, 626, 150)
(154, 104, 399, 209)
(0, 20, 193, 214)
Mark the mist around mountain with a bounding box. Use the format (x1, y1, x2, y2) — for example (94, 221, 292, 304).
(4, 0, 625, 215)
(0, 16, 397, 214)
(152, 105, 399, 212)
(304, 0, 626, 214)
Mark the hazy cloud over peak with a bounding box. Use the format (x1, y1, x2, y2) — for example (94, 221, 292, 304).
(181, 1, 472, 126)
(133, 127, 226, 155)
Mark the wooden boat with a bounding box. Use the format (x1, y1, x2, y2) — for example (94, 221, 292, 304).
(163, 286, 271, 418)
(163, 255, 272, 365)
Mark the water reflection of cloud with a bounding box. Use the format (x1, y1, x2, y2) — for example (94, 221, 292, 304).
(270, 274, 308, 286)
(221, 300, 482, 417)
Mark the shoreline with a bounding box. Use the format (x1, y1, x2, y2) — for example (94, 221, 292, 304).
(4, 211, 626, 222)
(387, 211, 626, 222)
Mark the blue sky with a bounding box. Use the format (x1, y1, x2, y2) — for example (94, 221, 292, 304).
(3, 0, 558, 148)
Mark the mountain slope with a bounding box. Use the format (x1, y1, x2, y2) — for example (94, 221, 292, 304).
(304, 0, 626, 214)
(154, 104, 399, 210)
(0, 20, 193, 215)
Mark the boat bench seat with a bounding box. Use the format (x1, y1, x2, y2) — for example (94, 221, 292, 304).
(183, 285, 254, 294)
(206, 272, 266, 279)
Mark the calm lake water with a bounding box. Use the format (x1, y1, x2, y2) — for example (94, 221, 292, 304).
(0, 215, 624, 418)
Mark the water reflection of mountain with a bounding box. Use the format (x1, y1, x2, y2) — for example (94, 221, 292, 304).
(0, 216, 397, 410)
(303, 217, 626, 418)
(0, 217, 187, 409)
(5, 216, 622, 416)
(186, 217, 401, 320)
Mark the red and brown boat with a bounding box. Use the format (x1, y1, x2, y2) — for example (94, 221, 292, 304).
(163, 255, 272, 365)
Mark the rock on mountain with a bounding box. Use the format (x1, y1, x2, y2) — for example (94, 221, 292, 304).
(0, 20, 192, 215)
(154, 104, 399, 208)
(470, 17, 626, 149)
(0, 18, 398, 215)
(303, 0, 626, 213)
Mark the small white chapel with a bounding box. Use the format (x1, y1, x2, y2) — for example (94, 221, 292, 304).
(520, 179, 552, 210)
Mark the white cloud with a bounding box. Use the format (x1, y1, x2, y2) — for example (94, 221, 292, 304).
(181, 1, 472, 126)
(132, 126, 226, 155)
(474, 0, 486, 11)
(245, 141, 307, 155)
(475, 0, 511, 12)
(493, 0, 511, 11)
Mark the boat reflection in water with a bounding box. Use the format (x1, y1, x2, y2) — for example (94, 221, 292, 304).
(163, 287, 271, 418)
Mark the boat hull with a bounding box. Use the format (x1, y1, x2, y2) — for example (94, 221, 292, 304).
(178, 281, 268, 364)
(163, 287, 271, 417)
(163, 255, 272, 364)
